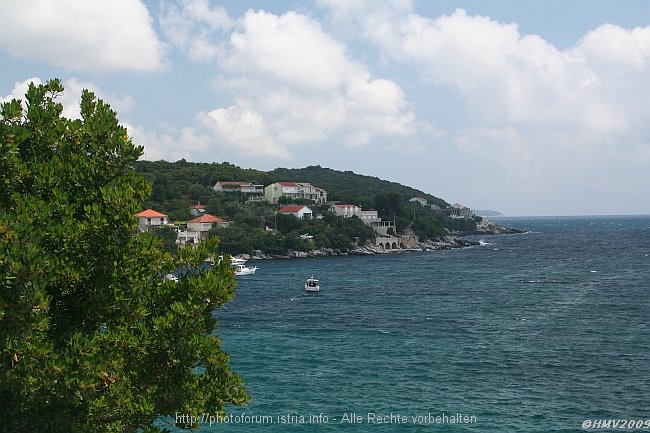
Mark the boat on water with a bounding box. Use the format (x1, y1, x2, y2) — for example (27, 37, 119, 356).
(304, 275, 320, 292)
(209, 254, 258, 276)
(233, 263, 257, 276)
(229, 256, 257, 275)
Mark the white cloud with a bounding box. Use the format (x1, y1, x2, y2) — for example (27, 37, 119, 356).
(320, 3, 650, 181)
(126, 122, 204, 162)
(159, 0, 233, 61)
(0, 0, 167, 73)
(208, 9, 419, 155)
(198, 106, 291, 159)
(222, 10, 357, 91)
(130, 7, 421, 163)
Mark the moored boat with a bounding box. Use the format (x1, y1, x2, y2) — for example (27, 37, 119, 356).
(304, 275, 319, 292)
(234, 263, 257, 276)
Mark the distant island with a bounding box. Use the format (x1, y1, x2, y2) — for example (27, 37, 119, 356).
(473, 209, 504, 217)
(133, 160, 521, 257)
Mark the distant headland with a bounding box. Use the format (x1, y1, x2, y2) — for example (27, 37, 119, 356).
(133, 160, 523, 258)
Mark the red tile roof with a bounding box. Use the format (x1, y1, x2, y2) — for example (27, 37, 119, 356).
(279, 182, 299, 186)
(188, 214, 225, 223)
(135, 209, 167, 218)
(188, 204, 206, 209)
(278, 205, 308, 213)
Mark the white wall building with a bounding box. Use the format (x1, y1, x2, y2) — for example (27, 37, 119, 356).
(135, 209, 169, 232)
(265, 182, 327, 204)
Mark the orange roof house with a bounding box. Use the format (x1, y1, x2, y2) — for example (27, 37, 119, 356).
(135, 209, 168, 232)
(135, 209, 168, 218)
(187, 213, 229, 232)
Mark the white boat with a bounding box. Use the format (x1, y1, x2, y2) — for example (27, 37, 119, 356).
(234, 263, 257, 276)
(230, 257, 247, 266)
(304, 275, 320, 292)
(214, 254, 257, 276)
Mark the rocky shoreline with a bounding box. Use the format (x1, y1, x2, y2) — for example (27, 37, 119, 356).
(234, 221, 522, 261)
(454, 220, 525, 236)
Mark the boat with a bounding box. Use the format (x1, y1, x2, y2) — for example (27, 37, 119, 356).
(213, 254, 257, 276)
(234, 263, 257, 276)
(304, 275, 320, 292)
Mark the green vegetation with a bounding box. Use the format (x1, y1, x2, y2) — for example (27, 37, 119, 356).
(0, 80, 247, 432)
(133, 161, 480, 255)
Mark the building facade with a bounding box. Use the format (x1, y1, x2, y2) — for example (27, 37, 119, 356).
(264, 182, 327, 204)
(135, 209, 169, 232)
(277, 205, 313, 219)
(214, 181, 264, 201)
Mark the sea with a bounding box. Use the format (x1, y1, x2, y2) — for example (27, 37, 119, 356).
(194, 216, 650, 432)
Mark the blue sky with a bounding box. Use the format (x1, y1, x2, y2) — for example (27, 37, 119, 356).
(2, 0, 650, 216)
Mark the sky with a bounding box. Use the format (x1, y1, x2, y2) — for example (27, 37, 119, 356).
(2, 0, 650, 216)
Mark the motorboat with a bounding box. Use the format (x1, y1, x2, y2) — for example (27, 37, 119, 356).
(234, 263, 257, 276)
(304, 275, 320, 292)
(214, 254, 257, 276)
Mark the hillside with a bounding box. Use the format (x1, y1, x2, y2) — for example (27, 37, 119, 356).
(133, 160, 450, 213)
(132, 160, 479, 255)
(269, 165, 449, 209)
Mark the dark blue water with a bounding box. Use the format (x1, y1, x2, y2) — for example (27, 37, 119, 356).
(203, 216, 650, 432)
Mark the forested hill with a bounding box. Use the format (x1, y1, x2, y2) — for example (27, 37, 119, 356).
(132, 160, 449, 210)
(269, 166, 448, 209)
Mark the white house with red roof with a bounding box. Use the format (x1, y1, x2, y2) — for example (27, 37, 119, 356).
(135, 209, 168, 232)
(187, 214, 229, 232)
(177, 213, 230, 246)
(277, 205, 313, 219)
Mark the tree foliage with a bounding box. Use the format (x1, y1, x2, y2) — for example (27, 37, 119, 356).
(0, 80, 247, 433)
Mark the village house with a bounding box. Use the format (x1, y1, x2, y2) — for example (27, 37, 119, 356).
(409, 196, 428, 206)
(264, 182, 327, 204)
(277, 205, 313, 219)
(329, 204, 395, 236)
(450, 203, 473, 219)
(329, 204, 361, 218)
(187, 214, 229, 232)
(177, 213, 229, 246)
(213, 181, 264, 202)
(135, 209, 168, 232)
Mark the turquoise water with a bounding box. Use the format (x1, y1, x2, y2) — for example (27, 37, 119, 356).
(202, 216, 650, 432)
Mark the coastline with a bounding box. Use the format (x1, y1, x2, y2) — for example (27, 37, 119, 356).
(234, 221, 523, 261)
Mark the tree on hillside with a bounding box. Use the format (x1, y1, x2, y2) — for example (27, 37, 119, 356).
(0, 80, 248, 433)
